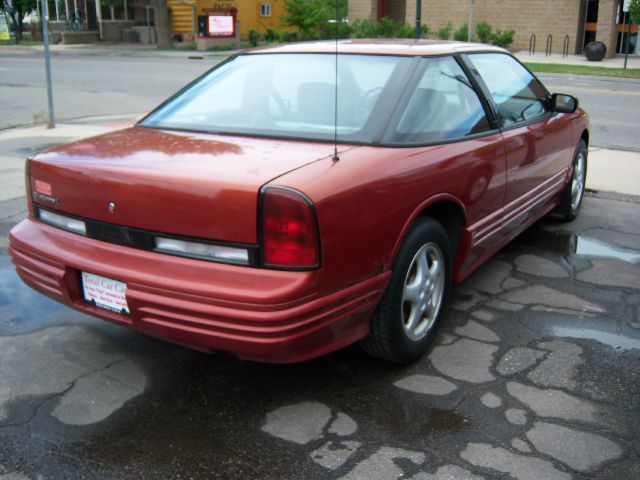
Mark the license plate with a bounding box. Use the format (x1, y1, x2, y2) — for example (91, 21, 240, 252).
(82, 272, 130, 315)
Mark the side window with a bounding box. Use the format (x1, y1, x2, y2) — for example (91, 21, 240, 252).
(390, 56, 491, 143)
(468, 53, 549, 128)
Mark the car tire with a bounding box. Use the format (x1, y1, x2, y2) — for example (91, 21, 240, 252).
(361, 217, 452, 363)
(555, 140, 587, 222)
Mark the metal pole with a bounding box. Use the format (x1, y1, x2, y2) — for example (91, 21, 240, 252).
(415, 0, 422, 39)
(624, 14, 630, 69)
(40, 0, 55, 128)
(468, 0, 474, 42)
(620, 11, 627, 55)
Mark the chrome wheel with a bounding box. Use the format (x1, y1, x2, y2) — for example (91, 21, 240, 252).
(401, 242, 445, 341)
(570, 151, 586, 212)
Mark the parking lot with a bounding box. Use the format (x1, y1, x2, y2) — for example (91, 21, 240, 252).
(0, 50, 639, 479)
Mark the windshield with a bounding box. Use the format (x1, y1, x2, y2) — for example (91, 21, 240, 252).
(140, 53, 412, 143)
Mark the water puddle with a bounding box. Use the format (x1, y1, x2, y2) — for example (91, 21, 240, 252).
(514, 228, 640, 264)
(0, 254, 67, 335)
(383, 395, 468, 437)
(552, 326, 640, 351)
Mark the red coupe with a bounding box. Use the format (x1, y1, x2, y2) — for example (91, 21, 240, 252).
(9, 40, 588, 363)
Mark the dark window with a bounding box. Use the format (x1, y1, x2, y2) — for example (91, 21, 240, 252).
(388, 56, 491, 143)
(586, 0, 599, 23)
(468, 53, 549, 128)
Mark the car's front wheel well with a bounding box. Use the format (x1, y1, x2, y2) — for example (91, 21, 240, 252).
(581, 129, 589, 148)
(417, 201, 465, 260)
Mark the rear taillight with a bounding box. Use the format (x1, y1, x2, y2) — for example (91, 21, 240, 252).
(25, 159, 34, 216)
(261, 187, 320, 269)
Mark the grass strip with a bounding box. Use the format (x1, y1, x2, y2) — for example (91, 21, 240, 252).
(524, 62, 640, 79)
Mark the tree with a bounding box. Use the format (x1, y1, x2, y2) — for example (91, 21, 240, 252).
(282, 0, 347, 40)
(151, 0, 171, 47)
(2, 0, 37, 41)
(629, 0, 640, 24)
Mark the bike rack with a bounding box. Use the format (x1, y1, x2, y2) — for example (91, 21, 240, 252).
(562, 35, 570, 58)
(529, 33, 536, 55)
(545, 34, 553, 56)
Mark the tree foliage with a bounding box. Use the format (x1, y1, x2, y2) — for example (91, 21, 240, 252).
(101, 0, 123, 8)
(437, 22, 452, 40)
(2, 0, 37, 40)
(282, 0, 348, 39)
(453, 24, 469, 41)
(475, 21, 492, 44)
(629, 0, 640, 24)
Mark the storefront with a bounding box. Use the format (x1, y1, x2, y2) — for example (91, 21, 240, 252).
(168, 0, 286, 44)
(349, 0, 639, 57)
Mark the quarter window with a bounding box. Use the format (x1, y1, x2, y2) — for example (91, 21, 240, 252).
(389, 56, 491, 144)
(467, 53, 549, 128)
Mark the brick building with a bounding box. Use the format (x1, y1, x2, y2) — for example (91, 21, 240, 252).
(348, 0, 639, 58)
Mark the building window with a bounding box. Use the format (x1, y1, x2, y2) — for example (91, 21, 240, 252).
(260, 3, 272, 17)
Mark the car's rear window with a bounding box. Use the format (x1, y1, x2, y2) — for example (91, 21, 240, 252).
(141, 53, 412, 143)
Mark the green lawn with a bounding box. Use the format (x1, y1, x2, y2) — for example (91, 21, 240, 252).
(524, 62, 640, 79)
(0, 39, 43, 46)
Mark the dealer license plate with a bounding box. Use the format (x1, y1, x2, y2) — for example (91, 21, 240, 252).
(81, 272, 130, 315)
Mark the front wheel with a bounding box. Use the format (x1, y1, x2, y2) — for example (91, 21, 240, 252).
(555, 140, 587, 222)
(361, 217, 451, 363)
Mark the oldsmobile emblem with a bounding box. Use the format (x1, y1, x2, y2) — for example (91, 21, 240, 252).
(108, 202, 116, 213)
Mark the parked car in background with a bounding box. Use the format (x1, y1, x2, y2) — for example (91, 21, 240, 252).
(9, 40, 588, 363)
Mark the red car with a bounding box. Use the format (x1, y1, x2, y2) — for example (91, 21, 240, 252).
(9, 40, 588, 363)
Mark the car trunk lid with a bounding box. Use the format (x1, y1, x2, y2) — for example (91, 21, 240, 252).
(29, 127, 338, 244)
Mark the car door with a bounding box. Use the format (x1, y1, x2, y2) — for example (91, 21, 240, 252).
(463, 52, 575, 234)
(380, 55, 508, 277)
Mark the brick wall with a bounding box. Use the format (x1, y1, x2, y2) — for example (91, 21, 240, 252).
(387, 0, 408, 26)
(350, 0, 590, 54)
(348, 0, 377, 22)
(596, 0, 619, 58)
(421, 0, 585, 54)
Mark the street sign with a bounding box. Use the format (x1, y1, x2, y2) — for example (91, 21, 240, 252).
(623, 0, 630, 12)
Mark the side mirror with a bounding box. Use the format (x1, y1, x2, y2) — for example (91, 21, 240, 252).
(552, 93, 578, 113)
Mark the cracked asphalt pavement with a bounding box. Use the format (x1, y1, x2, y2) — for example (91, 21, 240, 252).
(1, 185, 639, 477)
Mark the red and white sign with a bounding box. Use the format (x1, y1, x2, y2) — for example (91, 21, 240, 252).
(82, 272, 129, 314)
(208, 15, 234, 36)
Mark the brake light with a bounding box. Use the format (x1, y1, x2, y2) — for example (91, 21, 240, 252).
(261, 187, 319, 268)
(25, 159, 34, 216)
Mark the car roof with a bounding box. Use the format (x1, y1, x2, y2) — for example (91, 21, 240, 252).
(244, 39, 507, 56)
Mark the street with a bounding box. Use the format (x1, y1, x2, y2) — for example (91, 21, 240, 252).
(1, 51, 640, 152)
(0, 51, 220, 129)
(0, 49, 639, 479)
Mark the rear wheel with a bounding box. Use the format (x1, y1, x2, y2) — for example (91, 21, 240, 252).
(361, 217, 451, 363)
(555, 140, 587, 222)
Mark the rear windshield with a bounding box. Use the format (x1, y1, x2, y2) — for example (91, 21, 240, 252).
(140, 53, 411, 143)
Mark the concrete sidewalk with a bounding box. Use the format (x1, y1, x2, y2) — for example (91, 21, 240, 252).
(4, 43, 639, 67)
(0, 119, 638, 203)
(0, 43, 237, 59)
(515, 51, 640, 68)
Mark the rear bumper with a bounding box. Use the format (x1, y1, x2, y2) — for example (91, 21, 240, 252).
(8, 218, 389, 363)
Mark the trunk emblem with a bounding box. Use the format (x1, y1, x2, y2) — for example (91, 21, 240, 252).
(108, 202, 116, 213)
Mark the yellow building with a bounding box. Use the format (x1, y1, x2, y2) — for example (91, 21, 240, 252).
(168, 0, 288, 44)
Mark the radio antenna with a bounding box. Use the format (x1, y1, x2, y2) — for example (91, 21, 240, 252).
(332, 0, 340, 162)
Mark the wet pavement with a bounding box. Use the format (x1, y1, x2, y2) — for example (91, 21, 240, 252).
(0, 192, 639, 480)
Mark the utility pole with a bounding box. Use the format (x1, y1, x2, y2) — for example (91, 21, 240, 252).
(415, 0, 422, 39)
(623, 0, 631, 69)
(40, 0, 55, 128)
(468, 0, 474, 42)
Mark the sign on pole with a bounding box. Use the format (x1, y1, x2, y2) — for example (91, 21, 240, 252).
(623, 0, 630, 12)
